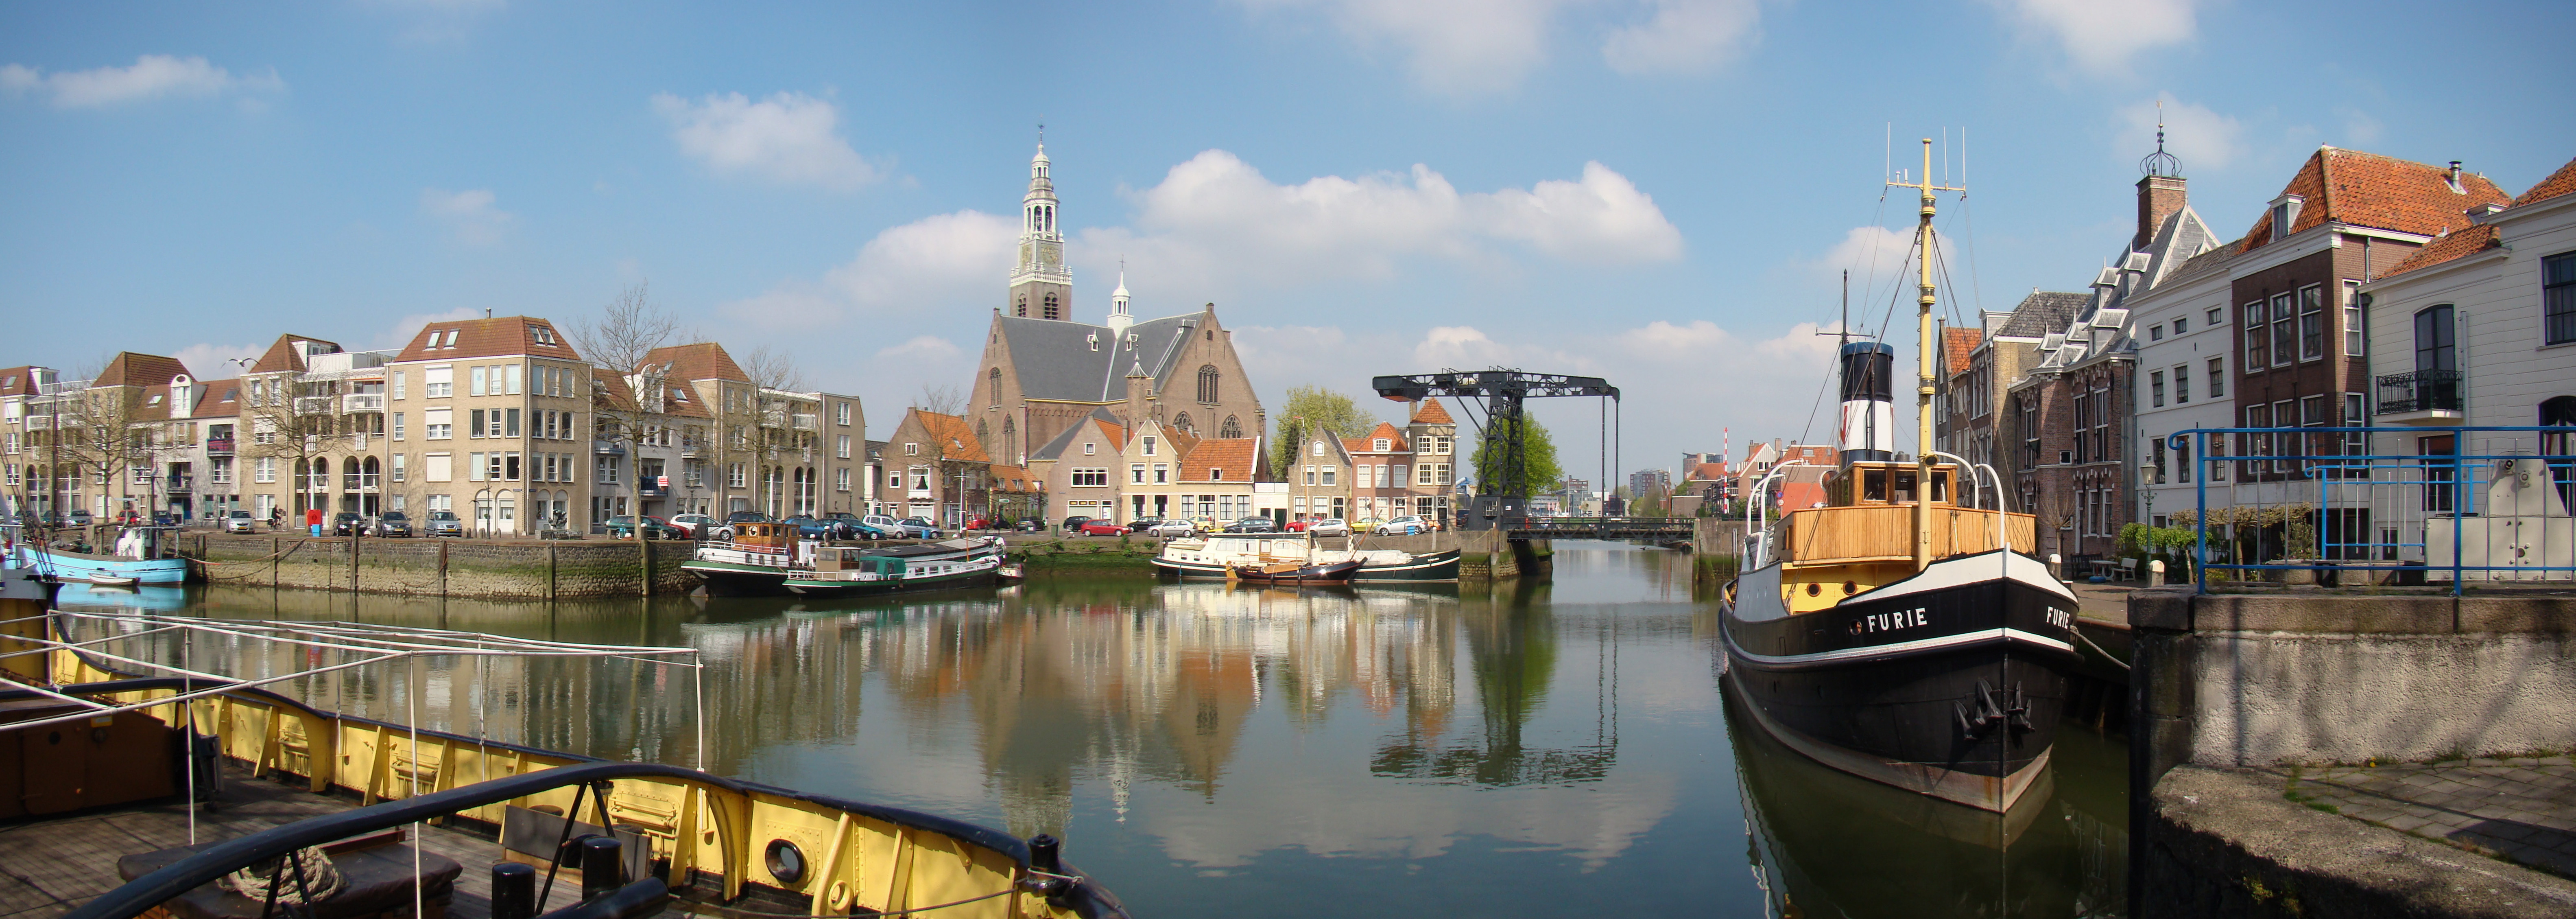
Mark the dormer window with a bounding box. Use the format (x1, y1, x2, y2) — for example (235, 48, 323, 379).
(530, 325, 557, 346)
(1208, 468, 1223, 481)
(2270, 194, 2304, 241)
(1373, 438, 1391, 451)
(1086, 332, 1099, 352)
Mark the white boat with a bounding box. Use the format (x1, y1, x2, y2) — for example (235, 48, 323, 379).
(1153, 532, 1460, 582)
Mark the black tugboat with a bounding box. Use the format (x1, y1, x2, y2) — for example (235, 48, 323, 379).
(1719, 138, 2082, 812)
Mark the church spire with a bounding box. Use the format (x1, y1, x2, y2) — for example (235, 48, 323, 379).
(1008, 131, 1073, 320)
(1106, 260, 1133, 337)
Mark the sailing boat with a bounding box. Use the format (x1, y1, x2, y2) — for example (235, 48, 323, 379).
(1719, 138, 2082, 812)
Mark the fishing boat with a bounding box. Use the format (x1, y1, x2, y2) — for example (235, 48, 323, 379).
(1225, 558, 1363, 584)
(782, 541, 1007, 597)
(1719, 139, 2080, 813)
(683, 522, 1002, 597)
(0, 567, 1130, 919)
(1153, 531, 1459, 582)
(6, 525, 190, 585)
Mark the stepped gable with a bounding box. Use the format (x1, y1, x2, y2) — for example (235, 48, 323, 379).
(1179, 438, 1261, 484)
(2513, 155, 2576, 207)
(1991, 291, 2091, 339)
(2240, 147, 2513, 253)
(1409, 399, 1454, 424)
(2378, 225, 2504, 280)
(94, 352, 192, 388)
(395, 316, 580, 362)
(643, 342, 750, 382)
(995, 312, 1203, 403)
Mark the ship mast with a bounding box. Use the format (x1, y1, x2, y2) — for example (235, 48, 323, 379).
(1888, 138, 1963, 571)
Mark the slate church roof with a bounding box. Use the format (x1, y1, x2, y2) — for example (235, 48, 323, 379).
(996, 312, 1204, 403)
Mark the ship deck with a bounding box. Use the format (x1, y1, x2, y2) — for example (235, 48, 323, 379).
(0, 761, 502, 919)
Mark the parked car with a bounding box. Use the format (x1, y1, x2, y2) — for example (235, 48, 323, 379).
(372, 511, 415, 537)
(223, 510, 258, 534)
(1350, 517, 1388, 533)
(67, 510, 93, 527)
(427, 510, 465, 537)
(1188, 517, 1222, 533)
(1305, 518, 1351, 537)
(1381, 515, 1434, 536)
(1144, 519, 1197, 538)
(668, 513, 715, 537)
(1061, 515, 1094, 532)
(781, 516, 835, 539)
(1074, 519, 1125, 536)
(895, 516, 942, 539)
(858, 514, 909, 539)
(1222, 516, 1278, 533)
(606, 515, 686, 540)
(332, 512, 366, 536)
(1124, 517, 1167, 534)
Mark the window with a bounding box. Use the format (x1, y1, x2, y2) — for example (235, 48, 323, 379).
(989, 368, 1002, 406)
(426, 453, 451, 482)
(836, 402, 851, 426)
(2174, 317, 2189, 335)
(1312, 441, 1325, 456)
(530, 324, 556, 346)
(1196, 365, 1220, 403)
(392, 370, 406, 400)
(729, 463, 747, 487)
(2173, 365, 2189, 404)
(904, 442, 919, 456)
(470, 366, 487, 397)
(467, 452, 485, 482)
(1437, 463, 1452, 485)
(255, 457, 276, 483)
(1072, 468, 1108, 487)
(2342, 280, 2365, 356)
(391, 454, 406, 483)
(1208, 467, 1223, 481)
(1321, 468, 1336, 486)
(2546, 252, 2576, 345)
(1417, 464, 1433, 486)
(1143, 436, 1157, 456)
(1131, 464, 1146, 484)
(1303, 466, 1316, 486)
(2150, 325, 2165, 341)
(505, 408, 520, 437)
(1373, 438, 1391, 451)
(2150, 371, 2165, 407)
(2245, 301, 2268, 368)
(2271, 195, 2303, 240)
(2177, 439, 2192, 484)
(1220, 416, 1242, 438)
(2208, 358, 2225, 398)
(836, 468, 851, 492)
(2298, 285, 2325, 361)
(1042, 292, 1060, 321)
(1083, 443, 1096, 456)
(424, 366, 453, 398)
(2270, 293, 2297, 367)
(837, 435, 851, 459)
(505, 364, 523, 395)
(1394, 464, 1408, 485)
(1153, 464, 1168, 484)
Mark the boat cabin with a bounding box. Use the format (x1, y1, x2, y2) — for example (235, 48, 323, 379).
(729, 522, 795, 554)
(814, 547, 906, 578)
(1766, 459, 2036, 614)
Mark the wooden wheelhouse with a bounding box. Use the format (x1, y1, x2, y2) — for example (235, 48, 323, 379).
(1769, 459, 2037, 614)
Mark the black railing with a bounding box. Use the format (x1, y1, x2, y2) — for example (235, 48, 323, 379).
(2377, 369, 2463, 414)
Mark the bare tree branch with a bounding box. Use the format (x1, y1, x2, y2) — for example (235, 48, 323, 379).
(910, 384, 964, 416)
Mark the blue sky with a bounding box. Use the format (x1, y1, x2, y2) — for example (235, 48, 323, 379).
(6, 0, 2573, 483)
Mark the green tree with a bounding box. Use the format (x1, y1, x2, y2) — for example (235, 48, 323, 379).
(1270, 385, 1382, 473)
(1468, 416, 1562, 497)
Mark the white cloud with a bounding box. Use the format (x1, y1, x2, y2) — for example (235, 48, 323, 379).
(2116, 93, 2244, 172)
(419, 188, 513, 246)
(1081, 151, 1681, 294)
(651, 91, 880, 191)
(1991, 0, 2196, 79)
(1804, 225, 1913, 289)
(1245, 0, 1569, 97)
(1601, 0, 1761, 75)
(0, 55, 283, 109)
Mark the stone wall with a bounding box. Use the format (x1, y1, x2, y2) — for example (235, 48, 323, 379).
(183, 534, 696, 600)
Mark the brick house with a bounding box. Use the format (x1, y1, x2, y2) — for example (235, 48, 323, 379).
(1344, 422, 1415, 525)
(887, 408, 992, 526)
(1025, 407, 1129, 524)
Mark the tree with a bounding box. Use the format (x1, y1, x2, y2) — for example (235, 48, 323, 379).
(49, 366, 152, 526)
(567, 282, 680, 533)
(237, 369, 338, 521)
(911, 384, 964, 416)
(1468, 416, 1562, 498)
(1270, 385, 1380, 473)
(738, 346, 809, 517)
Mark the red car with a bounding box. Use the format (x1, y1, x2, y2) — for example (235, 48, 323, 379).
(1077, 520, 1126, 536)
(1283, 519, 1312, 532)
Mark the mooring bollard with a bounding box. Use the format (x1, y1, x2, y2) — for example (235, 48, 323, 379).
(580, 835, 624, 901)
(2149, 558, 2166, 586)
(490, 862, 536, 919)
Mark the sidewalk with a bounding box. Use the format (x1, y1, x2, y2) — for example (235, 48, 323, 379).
(2281, 757, 2576, 879)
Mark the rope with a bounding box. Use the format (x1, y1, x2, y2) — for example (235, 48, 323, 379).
(2073, 626, 2130, 670)
(221, 847, 345, 906)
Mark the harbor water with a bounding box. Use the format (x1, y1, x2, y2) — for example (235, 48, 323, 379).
(59, 541, 2127, 917)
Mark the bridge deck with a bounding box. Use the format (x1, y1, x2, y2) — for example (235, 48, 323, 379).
(1495, 517, 1697, 540)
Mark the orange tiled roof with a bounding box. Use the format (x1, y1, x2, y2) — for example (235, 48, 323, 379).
(644, 342, 748, 383)
(1943, 328, 1981, 376)
(912, 410, 992, 464)
(251, 334, 343, 374)
(1181, 438, 1261, 484)
(2377, 225, 2504, 280)
(589, 368, 638, 411)
(194, 378, 240, 418)
(2514, 155, 2576, 208)
(1410, 399, 1454, 424)
(2240, 147, 2512, 253)
(1685, 462, 1729, 482)
(395, 316, 581, 363)
(1346, 422, 1410, 453)
(0, 367, 31, 395)
(96, 352, 192, 388)
(989, 464, 1040, 492)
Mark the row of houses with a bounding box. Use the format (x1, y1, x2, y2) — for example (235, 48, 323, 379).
(1938, 141, 2576, 562)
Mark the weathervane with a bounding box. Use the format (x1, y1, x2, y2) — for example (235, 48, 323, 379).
(2141, 99, 2181, 177)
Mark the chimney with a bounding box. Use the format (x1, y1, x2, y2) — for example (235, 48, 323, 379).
(2135, 173, 2188, 252)
(2446, 161, 2465, 195)
(1123, 361, 1151, 426)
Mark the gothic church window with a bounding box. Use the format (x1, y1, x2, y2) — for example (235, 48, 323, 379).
(1043, 293, 1060, 321)
(1015, 296, 1027, 318)
(1173, 413, 1193, 435)
(1219, 416, 1242, 438)
(990, 368, 1002, 406)
(1197, 365, 1219, 404)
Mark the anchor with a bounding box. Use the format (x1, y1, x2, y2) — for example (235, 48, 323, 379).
(1954, 679, 2033, 739)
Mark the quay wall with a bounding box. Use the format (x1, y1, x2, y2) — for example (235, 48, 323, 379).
(2128, 588, 2576, 917)
(185, 533, 697, 600)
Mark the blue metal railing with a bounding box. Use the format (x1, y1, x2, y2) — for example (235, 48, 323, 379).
(2165, 426, 2575, 595)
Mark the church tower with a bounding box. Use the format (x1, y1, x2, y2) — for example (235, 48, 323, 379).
(1008, 143, 1073, 320)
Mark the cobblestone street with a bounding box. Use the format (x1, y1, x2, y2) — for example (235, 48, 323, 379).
(2284, 758, 2576, 879)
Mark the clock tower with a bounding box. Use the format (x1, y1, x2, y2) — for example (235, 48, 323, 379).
(1007, 143, 1073, 320)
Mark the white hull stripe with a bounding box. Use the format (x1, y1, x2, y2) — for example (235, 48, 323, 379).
(1727, 626, 2074, 667)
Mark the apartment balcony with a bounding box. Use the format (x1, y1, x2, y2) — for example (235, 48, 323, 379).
(22, 415, 54, 431)
(679, 442, 703, 458)
(2376, 370, 2465, 425)
(791, 414, 817, 431)
(166, 475, 193, 492)
(343, 393, 386, 414)
(204, 438, 235, 455)
(595, 442, 626, 455)
(293, 396, 334, 416)
(637, 482, 668, 497)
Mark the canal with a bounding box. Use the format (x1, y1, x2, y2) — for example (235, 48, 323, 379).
(61, 541, 2127, 918)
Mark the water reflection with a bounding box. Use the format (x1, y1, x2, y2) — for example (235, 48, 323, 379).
(53, 543, 2126, 918)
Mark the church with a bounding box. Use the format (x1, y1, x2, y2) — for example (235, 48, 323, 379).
(964, 143, 1266, 466)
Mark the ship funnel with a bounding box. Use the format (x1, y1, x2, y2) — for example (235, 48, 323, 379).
(1837, 341, 1896, 462)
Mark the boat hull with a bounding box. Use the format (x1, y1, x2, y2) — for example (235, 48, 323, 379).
(1226, 559, 1364, 584)
(784, 563, 1002, 597)
(1154, 548, 1459, 582)
(9, 545, 190, 585)
(1721, 549, 2081, 812)
(681, 559, 795, 597)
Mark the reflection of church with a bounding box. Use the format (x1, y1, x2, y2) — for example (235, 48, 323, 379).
(964, 144, 1267, 466)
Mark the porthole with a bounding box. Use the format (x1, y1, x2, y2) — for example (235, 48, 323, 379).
(766, 839, 807, 885)
(1842, 581, 1859, 595)
(1804, 582, 1821, 597)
